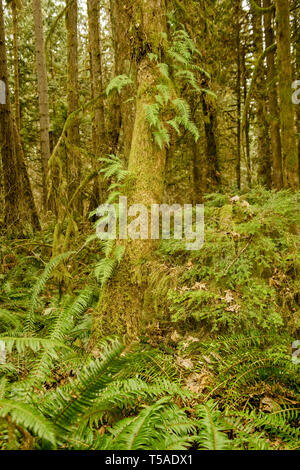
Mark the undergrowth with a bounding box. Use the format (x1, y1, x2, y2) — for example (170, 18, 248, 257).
(0, 187, 299, 450)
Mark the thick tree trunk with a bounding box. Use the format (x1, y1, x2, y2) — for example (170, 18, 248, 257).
(275, 0, 299, 188)
(32, 0, 51, 210)
(94, 0, 167, 341)
(263, 0, 283, 189)
(0, 0, 22, 232)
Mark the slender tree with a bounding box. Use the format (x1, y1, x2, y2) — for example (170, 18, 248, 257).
(65, 0, 81, 208)
(109, 0, 136, 160)
(275, 0, 299, 188)
(263, 0, 283, 189)
(236, 0, 241, 190)
(0, 0, 22, 231)
(32, 0, 51, 210)
(11, 0, 21, 132)
(87, 0, 105, 209)
(251, 0, 272, 188)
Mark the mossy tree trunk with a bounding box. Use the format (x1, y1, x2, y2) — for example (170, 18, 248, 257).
(93, 0, 167, 341)
(32, 0, 51, 211)
(66, 0, 81, 211)
(263, 0, 283, 189)
(251, 0, 272, 188)
(0, 0, 22, 233)
(109, 0, 136, 161)
(275, 0, 299, 188)
(87, 0, 106, 210)
(11, 0, 21, 133)
(236, 0, 241, 190)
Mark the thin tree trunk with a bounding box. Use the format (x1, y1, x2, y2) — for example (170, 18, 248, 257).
(275, 0, 299, 188)
(11, 0, 20, 133)
(87, 0, 106, 211)
(242, 45, 251, 186)
(251, 0, 272, 188)
(236, 0, 241, 190)
(263, 0, 283, 189)
(66, 0, 81, 210)
(109, 0, 136, 161)
(0, 0, 22, 232)
(201, 88, 220, 191)
(32, 0, 51, 210)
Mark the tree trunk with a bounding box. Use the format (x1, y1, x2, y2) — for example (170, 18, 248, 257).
(87, 0, 106, 211)
(201, 89, 220, 191)
(242, 45, 251, 186)
(236, 0, 241, 190)
(13, 121, 41, 230)
(275, 0, 299, 188)
(66, 0, 81, 210)
(263, 0, 283, 189)
(32, 0, 51, 210)
(109, 0, 136, 161)
(0, 0, 22, 232)
(251, 0, 272, 188)
(11, 0, 21, 133)
(94, 0, 167, 341)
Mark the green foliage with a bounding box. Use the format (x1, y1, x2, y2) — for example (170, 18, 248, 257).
(195, 400, 231, 450)
(27, 251, 75, 332)
(145, 26, 211, 149)
(162, 188, 300, 333)
(105, 74, 133, 96)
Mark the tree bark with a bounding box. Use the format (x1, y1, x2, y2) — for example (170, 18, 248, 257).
(87, 0, 106, 211)
(263, 0, 283, 189)
(32, 0, 51, 210)
(11, 0, 21, 133)
(236, 0, 241, 190)
(66, 0, 81, 210)
(109, 0, 136, 161)
(0, 0, 22, 232)
(251, 0, 272, 188)
(275, 0, 299, 188)
(94, 0, 167, 341)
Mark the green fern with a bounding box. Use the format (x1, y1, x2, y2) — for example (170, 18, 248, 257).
(105, 74, 133, 96)
(0, 399, 56, 444)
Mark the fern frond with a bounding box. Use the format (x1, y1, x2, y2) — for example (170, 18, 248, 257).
(196, 400, 231, 450)
(0, 399, 56, 444)
(27, 251, 74, 331)
(106, 74, 133, 96)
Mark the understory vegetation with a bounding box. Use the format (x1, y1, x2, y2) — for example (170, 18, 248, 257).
(0, 188, 299, 450)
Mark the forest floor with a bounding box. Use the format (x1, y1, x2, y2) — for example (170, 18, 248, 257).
(0, 187, 299, 450)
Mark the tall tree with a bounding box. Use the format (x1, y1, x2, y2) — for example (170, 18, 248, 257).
(32, 0, 51, 210)
(11, 0, 20, 132)
(275, 0, 299, 188)
(94, 0, 168, 340)
(87, 0, 105, 209)
(251, 0, 272, 188)
(109, 0, 136, 160)
(65, 0, 80, 208)
(0, 0, 22, 231)
(235, 0, 241, 190)
(263, 0, 283, 189)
